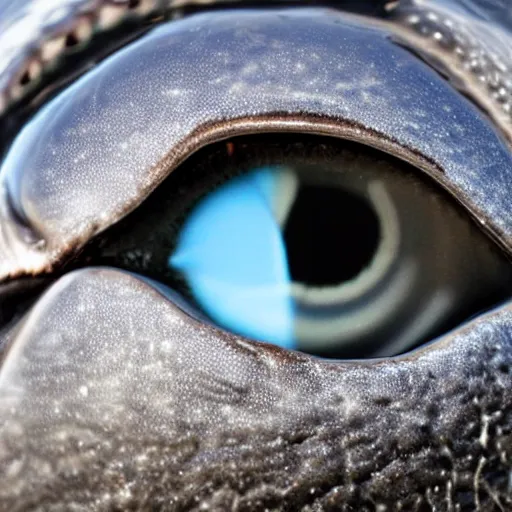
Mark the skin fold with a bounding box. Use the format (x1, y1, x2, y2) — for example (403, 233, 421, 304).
(0, 1, 511, 511)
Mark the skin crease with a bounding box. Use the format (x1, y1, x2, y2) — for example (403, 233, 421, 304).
(0, 1, 511, 511)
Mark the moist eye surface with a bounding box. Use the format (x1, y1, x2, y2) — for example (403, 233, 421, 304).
(79, 134, 512, 359)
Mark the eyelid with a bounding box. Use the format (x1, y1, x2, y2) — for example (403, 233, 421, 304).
(0, 7, 511, 283)
(1, 265, 511, 507)
(2, 1, 512, 142)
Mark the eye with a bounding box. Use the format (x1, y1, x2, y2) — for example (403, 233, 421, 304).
(1, 3, 512, 510)
(77, 133, 512, 359)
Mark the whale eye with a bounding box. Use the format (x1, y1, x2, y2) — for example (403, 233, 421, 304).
(2, 4, 512, 510)
(79, 134, 512, 359)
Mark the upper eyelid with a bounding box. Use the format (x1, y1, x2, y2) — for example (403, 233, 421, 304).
(1, 0, 512, 145)
(0, 4, 512, 282)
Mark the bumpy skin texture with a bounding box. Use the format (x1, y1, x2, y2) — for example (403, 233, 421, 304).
(0, 1, 511, 511)
(2, 269, 512, 511)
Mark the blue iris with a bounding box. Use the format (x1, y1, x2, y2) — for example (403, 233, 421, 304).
(170, 167, 295, 348)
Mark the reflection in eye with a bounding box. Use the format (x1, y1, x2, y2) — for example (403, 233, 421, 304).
(81, 135, 512, 359)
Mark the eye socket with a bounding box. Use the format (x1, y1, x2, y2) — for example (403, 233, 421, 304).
(78, 133, 512, 359)
(1, 5, 512, 362)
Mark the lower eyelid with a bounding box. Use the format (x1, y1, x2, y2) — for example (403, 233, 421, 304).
(0, 266, 511, 507)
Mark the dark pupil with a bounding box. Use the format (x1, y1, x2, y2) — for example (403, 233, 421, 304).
(284, 184, 381, 286)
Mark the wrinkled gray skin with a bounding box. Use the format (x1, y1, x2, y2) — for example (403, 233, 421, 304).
(0, 1, 511, 511)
